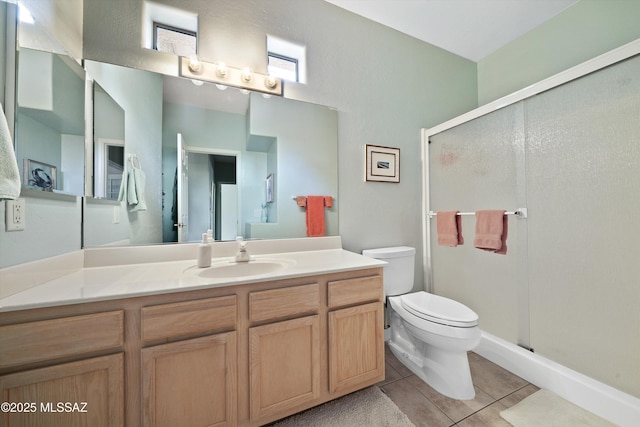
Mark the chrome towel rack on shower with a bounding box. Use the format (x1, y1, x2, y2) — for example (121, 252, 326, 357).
(427, 208, 528, 219)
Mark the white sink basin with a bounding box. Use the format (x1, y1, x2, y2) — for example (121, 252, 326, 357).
(194, 258, 295, 279)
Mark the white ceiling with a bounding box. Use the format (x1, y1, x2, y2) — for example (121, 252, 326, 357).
(325, 0, 580, 62)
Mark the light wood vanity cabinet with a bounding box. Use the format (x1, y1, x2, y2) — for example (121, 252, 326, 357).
(140, 296, 238, 427)
(327, 277, 385, 394)
(141, 332, 237, 427)
(0, 312, 125, 427)
(248, 284, 321, 423)
(0, 266, 383, 427)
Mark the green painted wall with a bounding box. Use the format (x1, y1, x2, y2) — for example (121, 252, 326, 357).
(478, 0, 640, 105)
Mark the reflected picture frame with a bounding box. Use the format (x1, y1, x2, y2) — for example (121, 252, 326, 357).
(365, 144, 400, 183)
(23, 158, 57, 191)
(266, 173, 274, 203)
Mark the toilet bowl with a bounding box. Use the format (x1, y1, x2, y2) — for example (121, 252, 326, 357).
(362, 247, 481, 400)
(388, 292, 480, 400)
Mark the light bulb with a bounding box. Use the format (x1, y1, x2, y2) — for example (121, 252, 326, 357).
(241, 68, 253, 83)
(264, 75, 277, 89)
(216, 84, 228, 91)
(191, 79, 204, 86)
(216, 63, 228, 78)
(188, 57, 201, 73)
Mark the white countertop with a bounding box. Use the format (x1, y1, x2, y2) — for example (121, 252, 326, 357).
(0, 248, 385, 313)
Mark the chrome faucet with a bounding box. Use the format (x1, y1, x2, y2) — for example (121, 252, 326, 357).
(235, 237, 251, 262)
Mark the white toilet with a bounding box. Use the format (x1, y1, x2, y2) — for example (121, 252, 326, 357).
(362, 246, 481, 400)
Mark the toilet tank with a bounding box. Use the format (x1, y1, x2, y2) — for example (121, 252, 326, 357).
(362, 246, 415, 296)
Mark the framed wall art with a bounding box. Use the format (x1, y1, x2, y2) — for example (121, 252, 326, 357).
(265, 173, 274, 203)
(23, 158, 57, 191)
(365, 144, 400, 183)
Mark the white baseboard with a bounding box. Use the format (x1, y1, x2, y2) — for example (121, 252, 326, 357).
(475, 330, 640, 427)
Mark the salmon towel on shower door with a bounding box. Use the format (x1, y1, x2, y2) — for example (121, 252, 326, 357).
(474, 210, 508, 254)
(436, 211, 464, 246)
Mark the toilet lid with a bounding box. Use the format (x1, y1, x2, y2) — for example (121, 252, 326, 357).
(400, 291, 478, 327)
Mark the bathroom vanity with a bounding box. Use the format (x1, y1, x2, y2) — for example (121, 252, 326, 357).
(0, 238, 385, 426)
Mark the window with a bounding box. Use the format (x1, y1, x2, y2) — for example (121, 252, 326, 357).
(153, 23, 197, 56)
(143, 1, 198, 55)
(266, 35, 306, 84)
(268, 52, 298, 82)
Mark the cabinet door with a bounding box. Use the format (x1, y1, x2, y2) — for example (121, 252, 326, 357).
(249, 315, 320, 421)
(0, 353, 124, 427)
(141, 332, 237, 427)
(328, 302, 384, 393)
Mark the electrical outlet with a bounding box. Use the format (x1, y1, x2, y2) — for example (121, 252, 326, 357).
(5, 198, 26, 231)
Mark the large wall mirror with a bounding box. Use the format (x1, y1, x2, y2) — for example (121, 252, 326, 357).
(3, 0, 338, 264)
(83, 60, 339, 247)
(14, 7, 85, 196)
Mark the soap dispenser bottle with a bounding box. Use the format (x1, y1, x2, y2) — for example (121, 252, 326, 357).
(197, 233, 211, 268)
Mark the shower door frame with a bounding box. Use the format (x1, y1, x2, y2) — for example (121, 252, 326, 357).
(420, 38, 640, 349)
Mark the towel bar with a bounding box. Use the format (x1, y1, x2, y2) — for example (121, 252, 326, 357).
(291, 196, 335, 200)
(428, 208, 527, 219)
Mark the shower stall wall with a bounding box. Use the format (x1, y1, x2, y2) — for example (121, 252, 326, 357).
(423, 40, 640, 403)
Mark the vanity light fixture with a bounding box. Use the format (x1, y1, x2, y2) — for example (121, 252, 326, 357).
(179, 56, 283, 96)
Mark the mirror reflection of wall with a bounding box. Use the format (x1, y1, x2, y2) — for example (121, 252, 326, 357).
(82, 60, 338, 247)
(83, 59, 164, 247)
(0, 0, 85, 269)
(92, 82, 124, 200)
(15, 48, 85, 195)
(162, 82, 338, 243)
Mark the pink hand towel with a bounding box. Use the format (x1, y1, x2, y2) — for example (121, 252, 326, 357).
(474, 210, 508, 254)
(306, 196, 326, 237)
(436, 211, 464, 247)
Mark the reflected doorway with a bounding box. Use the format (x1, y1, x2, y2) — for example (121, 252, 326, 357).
(190, 153, 237, 242)
(174, 136, 239, 243)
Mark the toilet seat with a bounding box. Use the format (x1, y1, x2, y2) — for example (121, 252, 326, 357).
(400, 291, 478, 328)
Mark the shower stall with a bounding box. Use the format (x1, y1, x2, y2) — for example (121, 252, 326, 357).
(422, 40, 640, 425)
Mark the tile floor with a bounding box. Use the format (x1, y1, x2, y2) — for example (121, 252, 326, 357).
(378, 345, 539, 426)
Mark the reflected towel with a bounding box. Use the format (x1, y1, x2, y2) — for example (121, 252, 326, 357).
(118, 166, 128, 203)
(118, 155, 147, 211)
(296, 196, 307, 207)
(129, 166, 146, 211)
(436, 211, 464, 247)
(474, 210, 508, 254)
(0, 103, 21, 200)
(306, 195, 327, 237)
